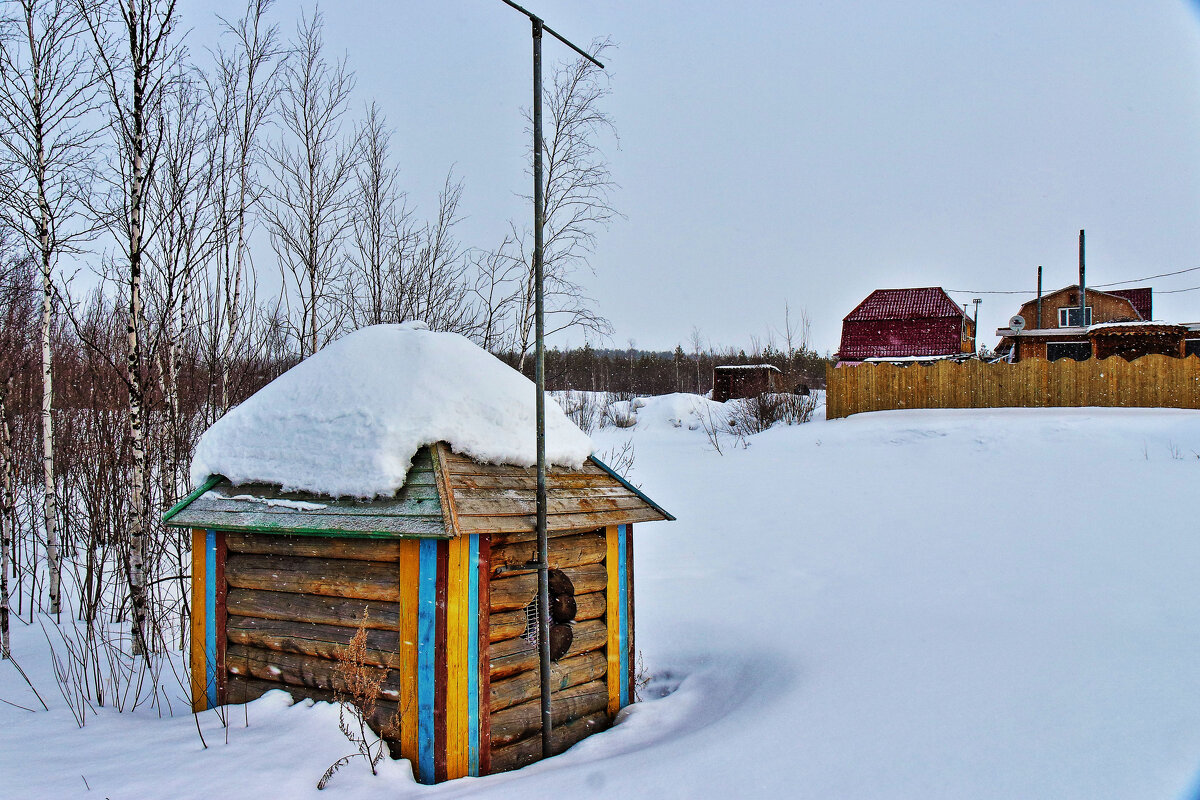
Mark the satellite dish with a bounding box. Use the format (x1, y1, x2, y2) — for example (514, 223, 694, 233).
(1009, 315, 1026, 332)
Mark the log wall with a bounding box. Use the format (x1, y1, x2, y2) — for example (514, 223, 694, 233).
(220, 532, 408, 746)
(208, 530, 488, 785)
(485, 526, 629, 772)
(193, 522, 636, 781)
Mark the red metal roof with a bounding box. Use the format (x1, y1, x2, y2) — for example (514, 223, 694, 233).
(1105, 288, 1152, 321)
(843, 287, 967, 322)
(837, 287, 968, 360)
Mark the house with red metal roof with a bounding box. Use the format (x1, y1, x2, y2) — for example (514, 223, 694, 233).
(836, 287, 975, 365)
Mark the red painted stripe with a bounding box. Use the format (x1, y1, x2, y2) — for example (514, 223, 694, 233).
(215, 531, 228, 705)
(625, 524, 635, 701)
(477, 533, 492, 775)
(434, 539, 449, 783)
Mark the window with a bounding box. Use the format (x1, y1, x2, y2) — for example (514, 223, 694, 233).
(1186, 339, 1200, 357)
(1047, 341, 1091, 362)
(1058, 306, 1092, 327)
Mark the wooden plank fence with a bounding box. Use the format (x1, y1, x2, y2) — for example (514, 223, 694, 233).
(825, 355, 1200, 420)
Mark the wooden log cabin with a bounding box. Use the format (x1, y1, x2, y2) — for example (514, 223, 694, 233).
(164, 442, 672, 783)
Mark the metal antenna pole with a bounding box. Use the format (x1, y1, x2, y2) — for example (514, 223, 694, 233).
(499, 0, 603, 760)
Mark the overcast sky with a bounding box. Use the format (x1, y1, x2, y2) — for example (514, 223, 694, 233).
(180, 0, 1200, 354)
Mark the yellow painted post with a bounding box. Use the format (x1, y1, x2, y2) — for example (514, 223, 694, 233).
(444, 534, 471, 780)
(190, 528, 206, 712)
(397, 539, 421, 767)
(605, 524, 621, 717)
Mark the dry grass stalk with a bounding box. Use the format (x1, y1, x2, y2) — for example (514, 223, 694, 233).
(317, 609, 401, 789)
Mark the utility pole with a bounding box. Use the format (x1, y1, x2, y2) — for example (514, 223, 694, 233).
(1078, 230, 1086, 327)
(499, 0, 604, 760)
(971, 298, 982, 354)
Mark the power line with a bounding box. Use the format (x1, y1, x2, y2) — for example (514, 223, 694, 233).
(1092, 264, 1200, 287)
(948, 264, 1200, 297)
(946, 288, 1035, 295)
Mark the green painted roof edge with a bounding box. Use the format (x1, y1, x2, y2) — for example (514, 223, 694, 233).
(162, 475, 223, 523)
(587, 455, 675, 522)
(162, 519, 449, 539)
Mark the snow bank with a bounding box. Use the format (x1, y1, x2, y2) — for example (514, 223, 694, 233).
(607, 393, 732, 432)
(190, 324, 592, 497)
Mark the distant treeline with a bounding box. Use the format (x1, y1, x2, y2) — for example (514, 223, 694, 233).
(500, 344, 832, 396)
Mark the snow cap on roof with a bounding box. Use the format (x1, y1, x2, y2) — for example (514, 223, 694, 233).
(190, 323, 593, 498)
(844, 287, 966, 321)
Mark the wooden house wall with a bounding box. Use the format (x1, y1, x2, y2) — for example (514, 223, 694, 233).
(484, 524, 634, 773)
(1091, 331, 1185, 360)
(189, 529, 487, 784)
(1015, 289, 1139, 330)
(190, 521, 639, 782)
(712, 368, 777, 402)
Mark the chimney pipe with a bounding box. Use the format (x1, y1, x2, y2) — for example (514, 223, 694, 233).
(1078, 230, 1086, 327)
(1036, 265, 1043, 329)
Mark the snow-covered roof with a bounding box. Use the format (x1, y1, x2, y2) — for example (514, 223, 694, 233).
(862, 354, 966, 363)
(189, 323, 593, 498)
(713, 363, 782, 372)
(1087, 320, 1184, 332)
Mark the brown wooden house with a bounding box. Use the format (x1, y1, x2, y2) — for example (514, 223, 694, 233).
(165, 443, 672, 784)
(712, 364, 781, 402)
(994, 286, 1182, 362)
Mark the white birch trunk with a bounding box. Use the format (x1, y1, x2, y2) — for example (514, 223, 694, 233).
(0, 380, 13, 659)
(38, 165, 60, 619)
(127, 72, 149, 657)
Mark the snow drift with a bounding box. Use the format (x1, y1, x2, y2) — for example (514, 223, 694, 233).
(190, 324, 593, 497)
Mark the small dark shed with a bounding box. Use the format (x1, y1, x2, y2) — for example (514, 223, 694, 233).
(837, 287, 974, 363)
(712, 364, 781, 402)
(166, 443, 672, 783)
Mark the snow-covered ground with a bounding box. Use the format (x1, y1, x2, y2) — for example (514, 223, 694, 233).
(5, 402, 1200, 799)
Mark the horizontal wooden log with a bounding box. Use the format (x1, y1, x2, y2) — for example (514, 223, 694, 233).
(489, 564, 607, 612)
(489, 591, 604, 641)
(490, 679, 609, 748)
(488, 609, 530, 642)
(451, 474, 615, 492)
(442, 454, 607, 477)
(226, 615, 401, 669)
(489, 711, 611, 773)
(457, 508, 663, 536)
(456, 494, 646, 519)
(489, 650, 608, 712)
(226, 675, 402, 744)
(225, 531, 411, 562)
(227, 673, 335, 704)
(227, 588, 399, 630)
(490, 619, 606, 679)
(225, 553, 400, 602)
(491, 531, 606, 576)
(227, 643, 403, 703)
(489, 526, 604, 547)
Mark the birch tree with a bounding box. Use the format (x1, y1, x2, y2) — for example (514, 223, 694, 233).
(264, 9, 355, 357)
(143, 71, 217, 501)
(81, 0, 181, 656)
(207, 0, 280, 411)
(345, 102, 412, 327)
(0, 0, 99, 618)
